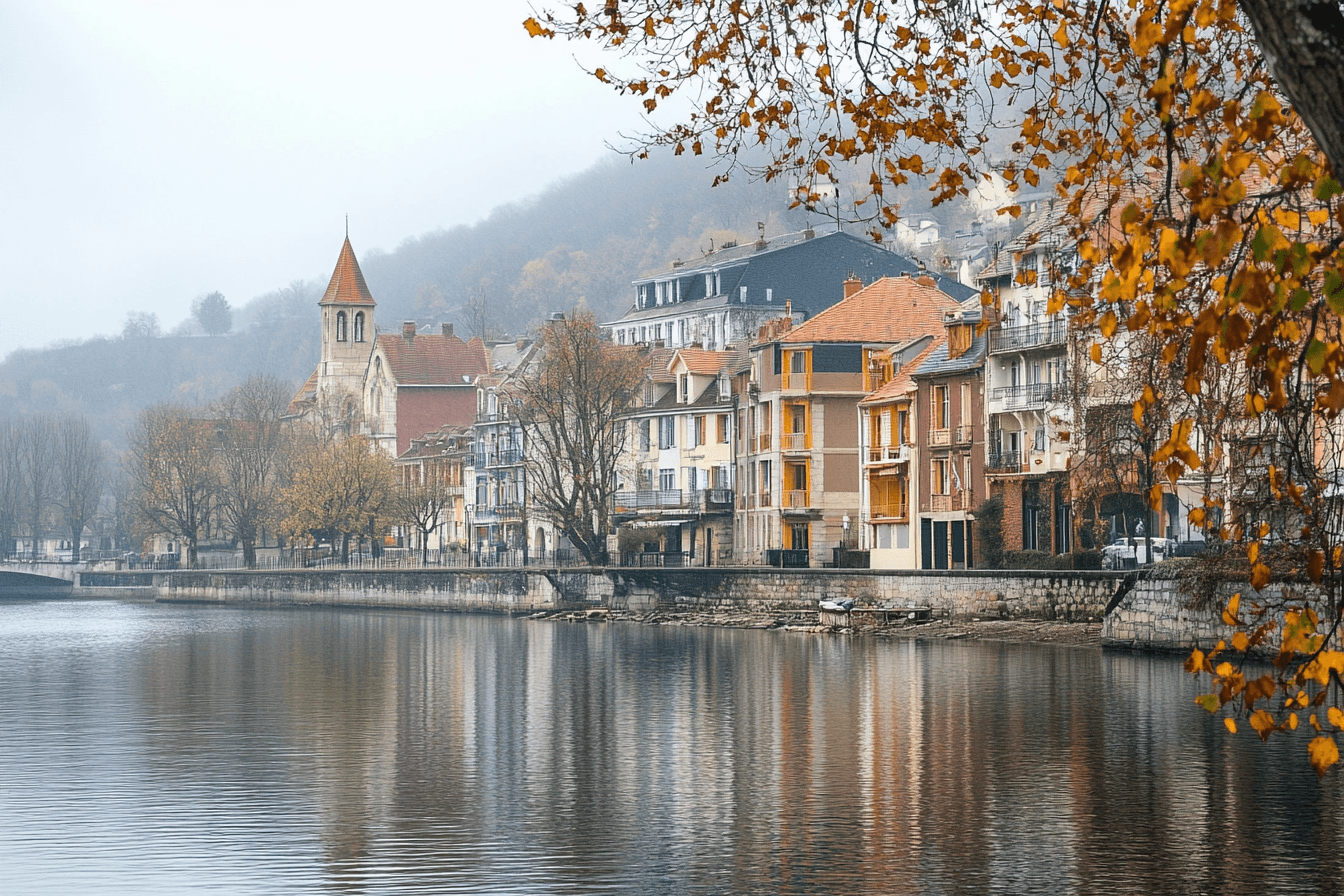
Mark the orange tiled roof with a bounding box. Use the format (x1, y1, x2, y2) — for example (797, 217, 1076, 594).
(286, 365, 320, 416)
(318, 237, 376, 307)
(860, 337, 945, 406)
(779, 274, 961, 344)
(378, 332, 490, 385)
(671, 348, 736, 376)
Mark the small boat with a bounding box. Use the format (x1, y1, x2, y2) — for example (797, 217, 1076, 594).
(819, 599, 854, 613)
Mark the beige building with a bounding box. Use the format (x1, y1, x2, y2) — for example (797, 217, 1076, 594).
(735, 274, 963, 566)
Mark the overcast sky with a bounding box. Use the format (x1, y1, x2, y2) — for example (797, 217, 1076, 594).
(0, 1, 640, 359)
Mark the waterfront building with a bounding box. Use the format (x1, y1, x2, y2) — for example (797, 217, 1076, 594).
(736, 273, 965, 566)
(615, 347, 743, 566)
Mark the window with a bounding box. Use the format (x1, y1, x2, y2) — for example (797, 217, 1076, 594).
(654, 324, 663, 341)
(694, 415, 707, 446)
(658, 416, 676, 449)
(740, 286, 748, 303)
(935, 385, 950, 430)
(353, 311, 365, 342)
(679, 319, 687, 344)
(717, 413, 729, 443)
(933, 458, 950, 495)
(660, 468, 676, 491)
(787, 522, 809, 550)
(336, 310, 347, 342)
(960, 384, 971, 427)
(766, 288, 773, 303)
(640, 420, 651, 452)
(897, 408, 909, 445)
(1020, 251, 1038, 285)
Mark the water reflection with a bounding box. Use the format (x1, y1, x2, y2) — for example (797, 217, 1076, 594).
(0, 599, 1341, 894)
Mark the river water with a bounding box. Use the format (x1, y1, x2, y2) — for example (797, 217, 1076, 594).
(1, 599, 1340, 895)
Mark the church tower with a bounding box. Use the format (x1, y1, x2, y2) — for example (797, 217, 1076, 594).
(317, 236, 376, 401)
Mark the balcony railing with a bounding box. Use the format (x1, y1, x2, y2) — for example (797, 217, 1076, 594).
(473, 501, 523, 521)
(781, 432, 811, 451)
(929, 429, 952, 447)
(756, 433, 773, 453)
(614, 489, 735, 512)
(868, 501, 908, 521)
(784, 490, 810, 509)
(955, 424, 974, 444)
(474, 448, 524, 467)
(989, 318, 1068, 354)
(987, 451, 1022, 473)
(991, 379, 1068, 409)
(929, 492, 973, 512)
(867, 445, 909, 463)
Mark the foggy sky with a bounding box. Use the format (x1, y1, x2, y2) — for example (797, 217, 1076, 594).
(0, 1, 638, 359)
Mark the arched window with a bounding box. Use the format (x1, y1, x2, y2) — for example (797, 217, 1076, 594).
(354, 311, 365, 342)
(336, 311, 348, 342)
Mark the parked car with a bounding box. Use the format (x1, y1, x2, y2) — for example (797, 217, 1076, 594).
(1101, 536, 1175, 569)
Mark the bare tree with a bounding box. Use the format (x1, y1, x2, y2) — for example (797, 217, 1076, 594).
(127, 404, 216, 567)
(54, 416, 104, 561)
(0, 420, 20, 559)
(212, 375, 292, 567)
(18, 415, 57, 559)
(394, 476, 454, 564)
(513, 310, 643, 564)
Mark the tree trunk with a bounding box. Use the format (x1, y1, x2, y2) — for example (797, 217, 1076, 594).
(1238, 0, 1344, 174)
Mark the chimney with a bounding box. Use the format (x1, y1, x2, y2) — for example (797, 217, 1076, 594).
(843, 273, 863, 299)
(402, 321, 416, 341)
(441, 323, 454, 338)
(916, 274, 937, 288)
(803, 227, 815, 240)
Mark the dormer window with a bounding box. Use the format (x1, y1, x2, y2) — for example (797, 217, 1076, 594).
(679, 374, 690, 403)
(336, 311, 348, 342)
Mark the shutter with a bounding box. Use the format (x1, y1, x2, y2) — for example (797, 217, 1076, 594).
(921, 518, 934, 569)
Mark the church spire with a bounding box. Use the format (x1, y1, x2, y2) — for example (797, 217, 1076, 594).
(319, 236, 376, 307)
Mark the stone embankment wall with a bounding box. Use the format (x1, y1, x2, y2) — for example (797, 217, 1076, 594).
(1102, 576, 1318, 651)
(79, 567, 1126, 621)
(608, 568, 1123, 620)
(79, 568, 608, 613)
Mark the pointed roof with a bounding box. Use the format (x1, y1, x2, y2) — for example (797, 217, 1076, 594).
(319, 237, 376, 307)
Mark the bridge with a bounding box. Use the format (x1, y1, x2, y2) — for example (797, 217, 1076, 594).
(0, 561, 84, 594)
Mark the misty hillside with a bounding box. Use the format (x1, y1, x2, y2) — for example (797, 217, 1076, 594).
(0, 152, 914, 446)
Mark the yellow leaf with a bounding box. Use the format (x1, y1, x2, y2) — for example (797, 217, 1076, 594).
(1232, 632, 1248, 652)
(1329, 706, 1344, 729)
(1249, 709, 1277, 741)
(1309, 736, 1340, 776)
(1224, 717, 1237, 734)
(1222, 593, 1241, 626)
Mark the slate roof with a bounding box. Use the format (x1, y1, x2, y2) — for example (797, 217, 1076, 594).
(377, 331, 491, 386)
(609, 229, 976, 326)
(860, 337, 945, 406)
(778, 274, 963, 344)
(319, 237, 376, 306)
(909, 332, 988, 378)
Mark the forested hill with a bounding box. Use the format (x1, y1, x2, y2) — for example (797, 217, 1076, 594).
(0, 153, 836, 445)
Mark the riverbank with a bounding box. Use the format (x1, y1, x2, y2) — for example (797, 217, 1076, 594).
(536, 606, 1105, 647)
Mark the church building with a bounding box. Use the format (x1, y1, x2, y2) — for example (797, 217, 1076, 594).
(289, 236, 490, 456)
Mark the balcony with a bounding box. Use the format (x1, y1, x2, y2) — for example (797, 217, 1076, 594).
(756, 433, 773, 453)
(989, 319, 1068, 354)
(929, 492, 973, 512)
(991, 379, 1069, 410)
(987, 451, 1022, 474)
(929, 429, 952, 447)
(474, 502, 523, 522)
(867, 445, 909, 464)
(474, 448, 524, 468)
(614, 489, 735, 513)
(955, 424, 974, 444)
(781, 431, 811, 452)
(868, 501, 908, 521)
(784, 490, 810, 509)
